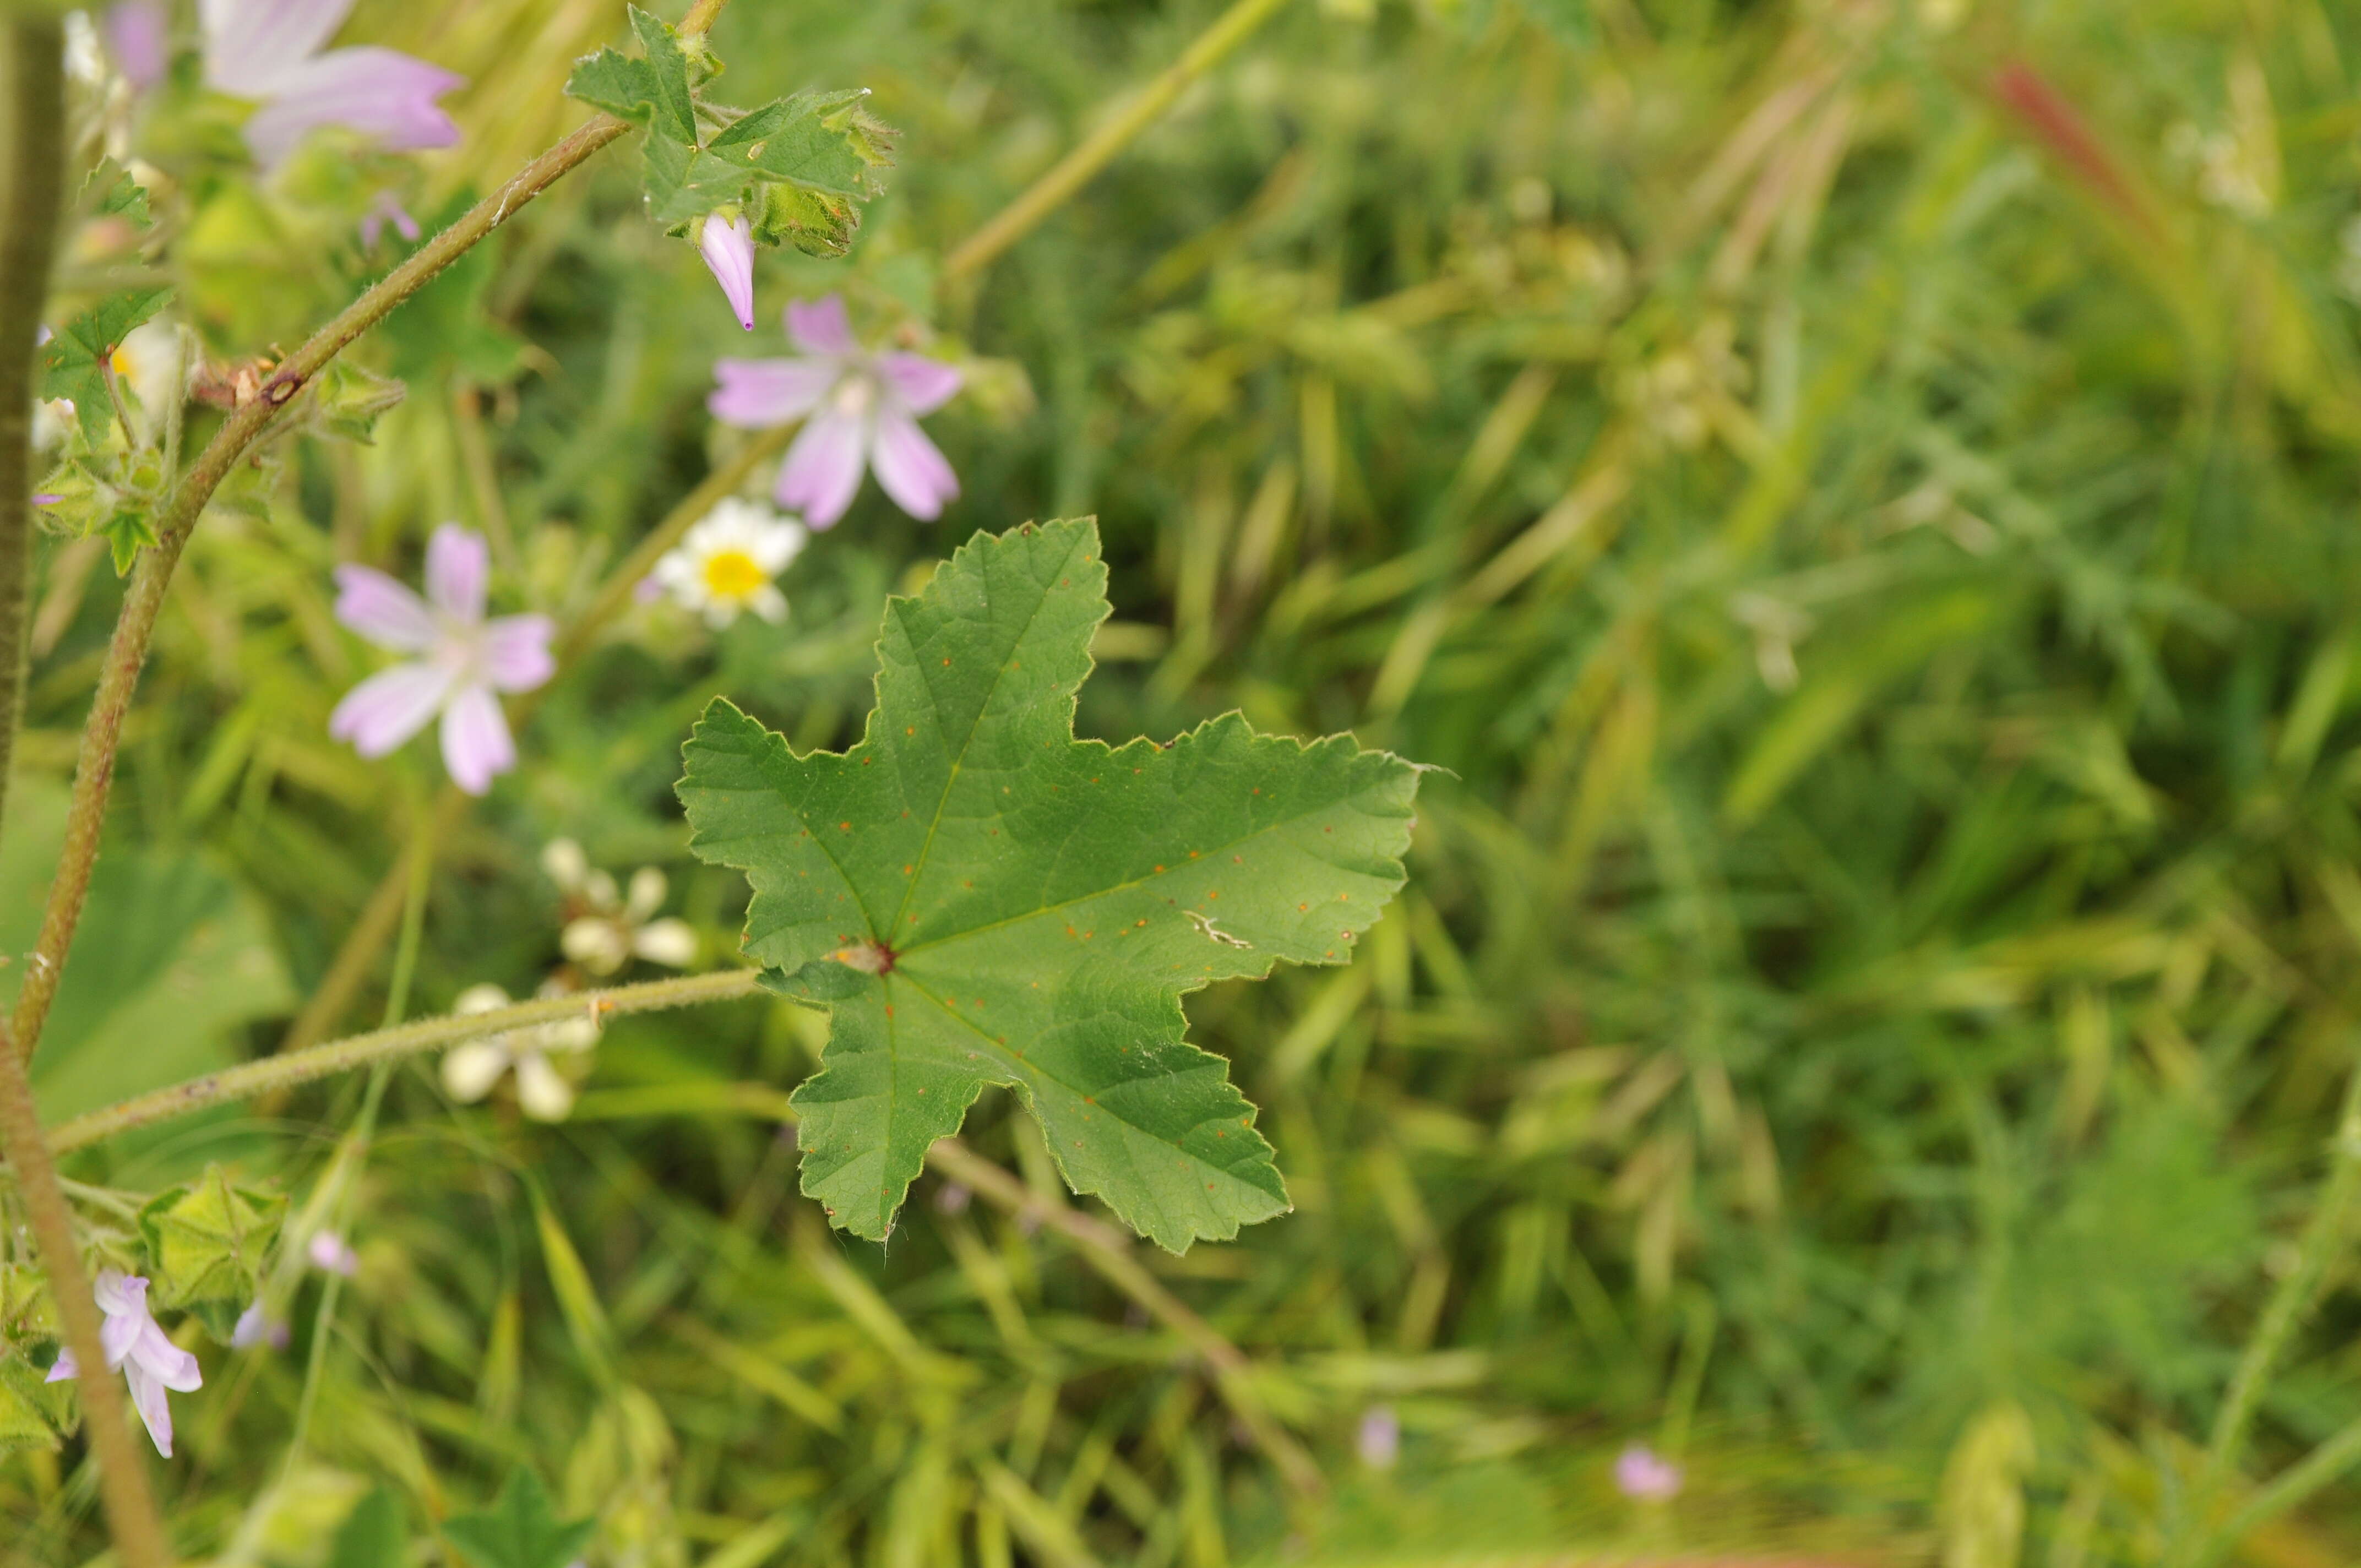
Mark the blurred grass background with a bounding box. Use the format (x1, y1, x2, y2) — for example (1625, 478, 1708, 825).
(10, 0, 2361, 1563)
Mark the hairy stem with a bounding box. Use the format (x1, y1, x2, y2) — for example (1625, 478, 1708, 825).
(274, 422, 793, 1057)
(939, 0, 1296, 284)
(0, 20, 175, 1567)
(47, 969, 763, 1153)
(10, 114, 638, 1067)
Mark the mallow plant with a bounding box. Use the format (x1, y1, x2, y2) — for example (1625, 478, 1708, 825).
(0, 1, 1410, 1561)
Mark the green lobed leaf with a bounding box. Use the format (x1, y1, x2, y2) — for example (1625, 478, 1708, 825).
(39, 287, 173, 445)
(563, 47, 665, 126)
(442, 1470, 594, 1568)
(704, 92, 875, 197)
(679, 519, 1422, 1251)
(627, 4, 698, 142)
(138, 1164, 286, 1315)
(328, 1488, 410, 1568)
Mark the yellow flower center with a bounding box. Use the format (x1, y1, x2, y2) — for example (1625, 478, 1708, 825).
(701, 548, 767, 599)
(108, 347, 130, 378)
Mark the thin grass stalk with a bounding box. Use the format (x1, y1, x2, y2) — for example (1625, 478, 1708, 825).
(0, 19, 174, 1567)
(938, 0, 1298, 285)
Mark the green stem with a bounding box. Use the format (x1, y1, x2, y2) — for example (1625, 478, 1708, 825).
(0, 19, 176, 1568)
(46, 969, 763, 1153)
(2184, 1044, 2361, 1554)
(938, 0, 1297, 284)
(10, 110, 637, 1068)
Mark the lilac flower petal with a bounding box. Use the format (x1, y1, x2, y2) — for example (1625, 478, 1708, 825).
(481, 614, 557, 693)
(31, 494, 61, 507)
(133, 1322, 203, 1391)
(1614, 1444, 1683, 1500)
(238, 46, 463, 169)
(869, 409, 960, 520)
(330, 662, 453, 757)
(200, 0, 354, 94)
(425, 522, 487, 623)
(699, 215, 758, 332)
(333, 563, 438, 651)
(709, 358, 836, 426)
(439, 684, 514, 795)
(773, 411, 868, 528)
(126, 1364, 177, 1456)
(45, 1347, 78, 1383)
(100, 1309, 143, 1369)
(785, 295, 858, 357)
(877, 353, 962, 416)
(105, 2, 169, 89)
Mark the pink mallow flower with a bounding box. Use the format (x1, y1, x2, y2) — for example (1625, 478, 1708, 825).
(329, 524, 553, 795)
(201, 0, 463, 171)
(1614, 1444, 1683, 1501)
(46, 1271, 203, 1458)
(709, 296, 962, 529)
(698, 214, 757, 332)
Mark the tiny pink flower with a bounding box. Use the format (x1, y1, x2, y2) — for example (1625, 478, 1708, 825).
(329, 524, 553, 795)
(709, 296, 963, 529)
(46, 1271, 203, 1457)
(1357, 1406, 1401, 1470)
(201, 0, 464, 171)
(1614, 1444, 1683, 1501)
(698, 214, 757, 332)
(231, 1302, 289, 1350)
(360, 190, 422, 249)
(307, 1231, 360, 1276)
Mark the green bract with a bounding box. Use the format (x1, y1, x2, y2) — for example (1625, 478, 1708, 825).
(679, 519, 1422, 1251)
(37, 286, 171, 447)
(565, 7, 892, 257)
(137, 1164, 285, 1338)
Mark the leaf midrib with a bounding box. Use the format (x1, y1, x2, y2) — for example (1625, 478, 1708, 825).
(884, 527, 1089, 943)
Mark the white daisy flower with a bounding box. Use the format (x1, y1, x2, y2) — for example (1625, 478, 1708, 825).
(442, 981, 601, 1121)
(650, 498, 805, 628)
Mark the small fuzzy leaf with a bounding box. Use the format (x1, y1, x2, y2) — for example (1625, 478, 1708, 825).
(563, 47, 665, 126)
(138, 1164, 286, 1311)
(443, 1470, 595, 1568)
(679, 519, 1421, 1251)
(625, 4, 698, 143)
(39, 287, 172, 445)
(705, 93, 873, 196)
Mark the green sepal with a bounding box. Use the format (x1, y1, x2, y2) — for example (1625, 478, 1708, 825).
(754, 181, 862, 259)
(0, 1354, 75, 1456)
(39, 287, 173, 445)
(137, 1163, 286, 1315)
(309, 359, 408, 444)
(0, 1265, 59, 1348)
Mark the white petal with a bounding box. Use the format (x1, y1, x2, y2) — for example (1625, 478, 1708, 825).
(631, 919, 698, 968)
(624, 867, 667, 922)
(514, 1053, 576, 1121)
(440, 1039, 510, 1103)
(562, 918, 629, 974)
(541, 839, 588, 891)
(453, 983, 513, 1015)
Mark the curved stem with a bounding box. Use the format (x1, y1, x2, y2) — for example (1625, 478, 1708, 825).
(11, 112, 634, 1067)
(939, 0, 1296, 285)
(46, 968, 763, 1154)
(0, 20, 174, 1567)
